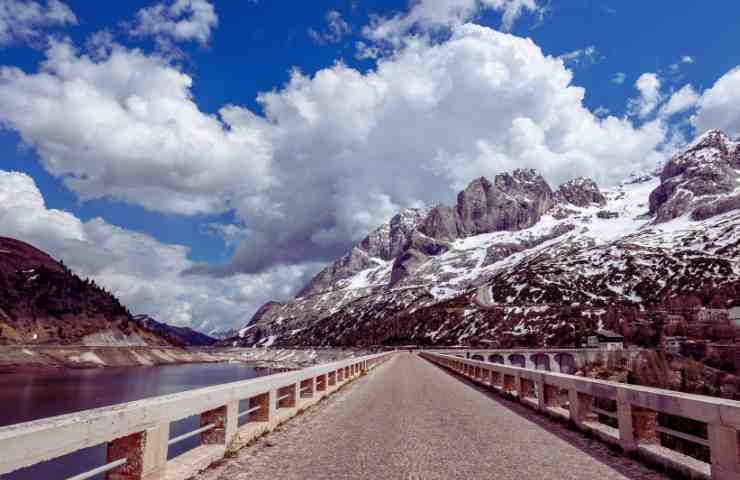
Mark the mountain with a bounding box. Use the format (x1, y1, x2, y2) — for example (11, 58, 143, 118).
(224, 129, 740, 348)
(134, 315, 217, 347)
(209, 328, 239, 340)
(0, 237, 169, 346)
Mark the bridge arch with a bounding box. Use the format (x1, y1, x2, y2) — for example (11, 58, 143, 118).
(555, 353, 577, 374)
(508, 354, 526, 368)
(489, 354, 505, 364)
(532, 353, 551, 371)
(471, 354, 484, 361)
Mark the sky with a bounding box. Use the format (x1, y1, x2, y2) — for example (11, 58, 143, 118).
(1, 0, 740, 334)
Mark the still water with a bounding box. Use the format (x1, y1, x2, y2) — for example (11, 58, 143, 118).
(0, 363, 260, 480)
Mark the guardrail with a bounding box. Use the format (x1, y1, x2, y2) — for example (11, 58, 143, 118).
(421, 352, 740, 480)
(0, 352, 391, 480)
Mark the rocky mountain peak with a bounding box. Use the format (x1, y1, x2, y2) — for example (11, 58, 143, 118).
(650, 128, 740, 222)
(555, 177, 607, 207)
(455, 169, 554, 236)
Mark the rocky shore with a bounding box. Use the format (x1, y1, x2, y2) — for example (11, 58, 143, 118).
(0, 346, 373, 373)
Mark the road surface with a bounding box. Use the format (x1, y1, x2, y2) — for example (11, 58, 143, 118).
(199, 353, 668, 480)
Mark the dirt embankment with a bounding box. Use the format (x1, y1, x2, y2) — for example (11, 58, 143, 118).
(0, 346, 224, 373)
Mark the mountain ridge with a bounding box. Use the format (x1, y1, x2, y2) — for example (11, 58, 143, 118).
(224, 129, 740, 348)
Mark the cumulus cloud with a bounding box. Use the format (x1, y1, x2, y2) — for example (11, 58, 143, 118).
(363, 0, 542, 44)
(558, 45, 598, 66)
(692, 67, 740, 138)
(129, 0, 218, 46)
(205, 25, 668, 276)
(308, 10, 351, 45)
(0, 22, 672, 282)
(681, 55, 694, 64)
(0, 170, 313, 331)
(659, 84, 699, 119)
(0, 0, 76, 46)
(0, 39, 272, 215)
(613, 72, 626, 84)
(628, 72, 662, 118)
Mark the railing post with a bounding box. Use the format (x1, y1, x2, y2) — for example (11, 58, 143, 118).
(503, 374, 515, 395)
(337, 368, 344, 382)
(200, 401, 238, 446)
(316, 374, 327, 392)
(708, 424, 740, 479)
(520, 377, 535, 402)
(278, 384, 299, 409)
(617, 389, 657, 452)
(568, 389, 593, 430)
(248, 392, 272, 423)
(300, 378, 315, 399)
(106, 423, 169, 480)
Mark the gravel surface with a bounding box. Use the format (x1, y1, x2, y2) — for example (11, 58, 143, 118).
(199, 353, 670, 480)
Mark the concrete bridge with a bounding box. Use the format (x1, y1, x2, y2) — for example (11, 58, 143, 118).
(428, 348, 640, 374)
(1, 352, 739, 480)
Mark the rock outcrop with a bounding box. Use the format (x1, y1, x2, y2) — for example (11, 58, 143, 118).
(649, 130, 740, 222)
(555, 177, 607, 207)
(456, 169, 554, 235)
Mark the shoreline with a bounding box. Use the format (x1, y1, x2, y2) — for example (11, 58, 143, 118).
(0, 346, 371, 373)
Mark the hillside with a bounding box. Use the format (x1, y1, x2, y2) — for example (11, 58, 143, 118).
(134, 315, 217, 347)
(0, 237, 168, 346)
(224, 129, 740, 348)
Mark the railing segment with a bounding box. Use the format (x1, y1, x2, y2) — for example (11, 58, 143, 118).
(421, 352, 740, 480)
(0, 352, 391, 480)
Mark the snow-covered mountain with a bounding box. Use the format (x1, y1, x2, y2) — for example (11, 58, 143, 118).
(225, 129, 740, 348)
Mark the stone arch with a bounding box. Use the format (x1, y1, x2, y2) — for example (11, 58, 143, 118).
(471, 354, 484, 361)
(532, 353, 551, 371)
(508, 354, 526, 368)
(489, 354, 505, 364)
(555, 353, 577, 374)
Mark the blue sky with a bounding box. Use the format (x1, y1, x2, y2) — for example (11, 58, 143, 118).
(0, 0, 739, 331)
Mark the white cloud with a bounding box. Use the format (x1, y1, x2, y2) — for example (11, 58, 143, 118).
(0, 0, 76, 46)
(613, 72, 626, 84)
(681, 55, 694, 64)
(355, 40, 380, 60)
(0, 170, 313, 331)
(129, 0, 218, 46)
(213, 25, 668, 275)
(0, 39, 272, 215)
(308, 10, 351, 45)
(558, 45, 598, 66)
(628, 72, 662, 118)
(363, 0, 542, 44)
(692, 67, 740, 138)
(659, 84, 699, 118)
(0, 23, 672, 281)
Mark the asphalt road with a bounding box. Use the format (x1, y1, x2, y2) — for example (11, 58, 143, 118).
(200, 353, 668, 480)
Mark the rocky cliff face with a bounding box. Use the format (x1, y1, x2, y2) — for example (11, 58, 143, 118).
(555, 177, 607, 207)
(0, 237, 169, 346)
(225, 130, 740, 348)
(650, 130, 740, 222)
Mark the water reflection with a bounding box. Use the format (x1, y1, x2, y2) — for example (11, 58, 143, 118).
(0, 363, 259, 480)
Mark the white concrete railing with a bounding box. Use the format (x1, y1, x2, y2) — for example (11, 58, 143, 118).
(421, 352, 740, 480)
(0, 352, 391, 480)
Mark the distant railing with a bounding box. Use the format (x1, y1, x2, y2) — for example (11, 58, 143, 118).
(0, 353, 391, 480)
(421, 352, 740, 480)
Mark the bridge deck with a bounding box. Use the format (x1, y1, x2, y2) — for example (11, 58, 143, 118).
(199, 353, 668, 480)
